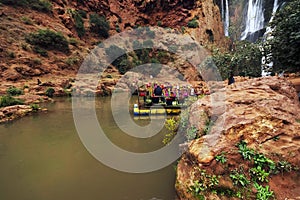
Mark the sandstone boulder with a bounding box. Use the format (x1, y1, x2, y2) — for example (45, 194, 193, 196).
(176, 76, 300, 199)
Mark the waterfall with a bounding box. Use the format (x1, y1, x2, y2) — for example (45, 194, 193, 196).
(261, 0, 281, 76)
(264, 0, 279, 37)
(241, 0, 265, 40)
(225, 0, 230, 36)
(221, 0, 230, 36)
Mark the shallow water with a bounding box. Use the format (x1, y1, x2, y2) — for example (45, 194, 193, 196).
(0, 97, 176, 200)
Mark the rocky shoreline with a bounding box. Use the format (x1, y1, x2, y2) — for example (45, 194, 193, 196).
(176, 76, 300, 199)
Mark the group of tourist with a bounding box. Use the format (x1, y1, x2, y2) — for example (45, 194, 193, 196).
(138, 82, 209, 105)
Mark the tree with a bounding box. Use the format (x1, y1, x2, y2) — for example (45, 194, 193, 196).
(212, 41, 262, 80)
(267, 0, 300, 73)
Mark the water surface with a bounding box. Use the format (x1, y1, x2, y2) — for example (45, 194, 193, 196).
(0, 97, 176, 200)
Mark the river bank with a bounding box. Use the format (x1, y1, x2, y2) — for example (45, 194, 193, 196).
(1, 74, 299, 124)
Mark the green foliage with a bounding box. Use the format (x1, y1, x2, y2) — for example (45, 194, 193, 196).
(189, 170, 220, 198)
(203, 118, 213, 135)
(215, 152, 227, 164)
(30, 103, 39, 111)
(186, 125, 198, 141)
(250, 166, 270, 183)
(276, 160, 292, 173)
(162, 117, 179, 145)
(237, 140, 255, 160)
(78, 9, 87, 18)
(73, 11, 85, 38)
(187, 17, 199, 28)
(65, 57, 79, 66)
(31, 0, 52, 12)
(89, 13, 110, 38)
(33, 46, 48, 57)
(212, 40, 262, 79)
(26, 29, 69, 53)
(253, 153, 276, 172)
(230, 170, 250, 187)
(45, 87, 55, 97)
(69, 38, 79, 46)
(266, 0, 300, 73)
(20, 16, 33, 25)
(7, 86, 23, 96)
(181, 26, 186, 33)
(1, 0, 52, 12)
(253, 182, 274, 200)
(0, 95, 24, 107)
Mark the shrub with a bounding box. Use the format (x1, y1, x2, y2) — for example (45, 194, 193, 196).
(31, 0, 52, 13)
(73, 12, 85, 38)
(69, 37, 78, 46)
(1, 0, 52, 13)
(65, 57, 79, 66)
(33, 46, 48, 57)
(89, 13, 110, 38)
(187, 18, 199, 28)
(26, 29, 70, 53)
(0, 95, 24, 107)
(7, 86, 23, 96)
(30, 103, 39, 111)
(78, 9, 87, 18)
(45, 87, 55, 97)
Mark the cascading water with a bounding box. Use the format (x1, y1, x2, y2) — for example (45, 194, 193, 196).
(221, 0, 230, 36)
(264, 0, 279, 36)
(261, 0, 281, 76)
(241, 0, 265, 40)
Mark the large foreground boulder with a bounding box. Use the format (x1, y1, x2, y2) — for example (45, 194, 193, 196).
(176, 76, 300, 199)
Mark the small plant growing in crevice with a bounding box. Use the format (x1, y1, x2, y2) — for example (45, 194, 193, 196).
(186, 125, 198, 141)
(254, 182, 274, 200)
(187, 17, 199, 28)
(215, 152, 227, 164)
(276, 160, 292, 174)
(230, 170, 250, 187)
(203, 118, 213, 135)
(30, 104, 39, 112)
(250, 166, 270, 183)
(188, 170, 220, 198)
(237, 140, 255, 160)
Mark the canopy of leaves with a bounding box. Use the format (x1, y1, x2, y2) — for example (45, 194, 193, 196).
(267, 0, 300, 73)
(212, 41, 262, 79)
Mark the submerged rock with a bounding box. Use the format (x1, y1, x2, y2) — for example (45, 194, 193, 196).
(176, 76, 300, 199)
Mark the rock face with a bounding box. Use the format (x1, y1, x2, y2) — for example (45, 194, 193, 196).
(176, 76, 300, 199)
(0, 0, 227, 83)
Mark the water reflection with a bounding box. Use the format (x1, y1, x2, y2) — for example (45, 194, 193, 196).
(0, 97, 176, 200)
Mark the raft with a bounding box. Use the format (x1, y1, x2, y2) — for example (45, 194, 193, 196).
(133, 104, 182, 116)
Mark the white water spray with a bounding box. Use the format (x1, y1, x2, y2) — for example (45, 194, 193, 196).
(221, 0, 230, 36)
(241, 0, 265, 40)
(261, 0, 280, 76)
